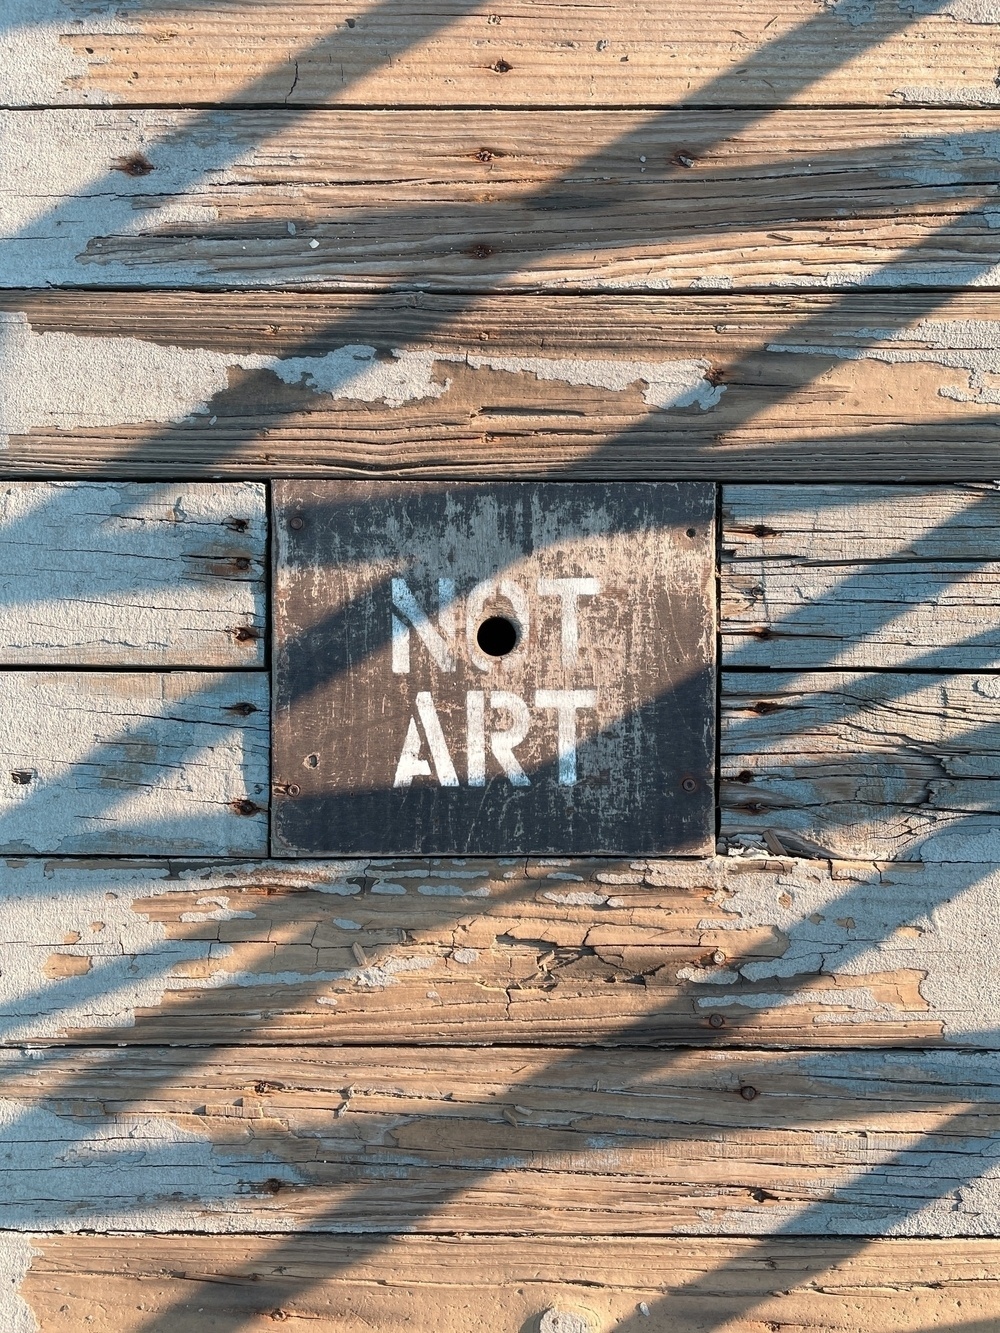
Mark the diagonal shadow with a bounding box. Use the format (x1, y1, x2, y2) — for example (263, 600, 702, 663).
(5, 0, 1000, 1322)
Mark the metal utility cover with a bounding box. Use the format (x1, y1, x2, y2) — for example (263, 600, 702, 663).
(272, 482, 715, 856)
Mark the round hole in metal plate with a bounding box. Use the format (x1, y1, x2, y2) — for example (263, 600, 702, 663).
(477, 615, 518, 657)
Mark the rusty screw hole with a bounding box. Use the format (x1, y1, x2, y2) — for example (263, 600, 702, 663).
(226, 702, 258, 717)
(686, 527, 697, 538)
(233, 626, 259, 642)
(231, 799, 262, 817)
(112, 151, 154, 177)
(490, 58, 513, 72)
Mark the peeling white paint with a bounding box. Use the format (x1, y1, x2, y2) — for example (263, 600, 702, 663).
(441, 351, 724, 410)
(902, 0, 1000, 24)
(0, 861, 371, 1041)
(0, 0, 137, 106)
(179, 896, 255, 924)
(677, 965, 740, 985)
(701, 986, 911, 1013)
(690, 275, 734, 291)
(0, 313, 728, 444)
(349, 955, 436, 989)
(823, 0, 878, 26)
(543, 891, 609, 905)
(894, 83, 1000, 104)
(697, 853, 1000, 1039)
(417, 884, 491, 898)
(0, 1235, 38, 1333)
(0, 1094, 302, 1232)
(0, 315, 448, 446)
(451, 947, 480, 964)
(768, 319, 1000, 407)
(774, 262, 1000, 287)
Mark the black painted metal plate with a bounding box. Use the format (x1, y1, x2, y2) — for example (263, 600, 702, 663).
(272, 482, 715, 856)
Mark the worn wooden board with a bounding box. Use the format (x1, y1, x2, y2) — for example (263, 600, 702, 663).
(7, 0, 1000, 110)
(14, 1233, 1000, 1333)
(723, 484, 1000, 669)
(0, 1044, 997, 1235)
(0, 673, 268, 855)
(5, 291, 1000, 480)
(721, 671, 1000, 859)
(8, 110, 1000, 292)
(0, 482, 264, 666)
(272, 482, 715, 857)
(1, 854, 995, 1048)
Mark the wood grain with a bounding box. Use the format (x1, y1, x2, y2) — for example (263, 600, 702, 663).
(11, 0, 1000, 110)
(8, 110, 1000, 292)
(721, 671, 1000, 859)
(271, 481, 716, 857)
(722, 484, 1000, 669)
(18, 1233, 1000, 1333)
(0, 483, 264, 666)
(6, 291, 1000, 480)
(0, 673, 268, 855)
(0, 1044, 998, 1235)
(2, 855, 992, 1048)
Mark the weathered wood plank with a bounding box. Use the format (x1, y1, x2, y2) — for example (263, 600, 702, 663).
(0, 674, 267, 855)
(7, 110, 1000, 292)
(0, 1044, 997, 1234)
(722, 484, 1000, 669)
(2, 855, 993, 1047)
(0, 483, 264, 666)
(7, 0, 1000, 110)
(272, 481, 716, 858)
(721, 671, 1000, 859)
(15, 1233, 1000, 1332)
(6, 291, 1000, 480)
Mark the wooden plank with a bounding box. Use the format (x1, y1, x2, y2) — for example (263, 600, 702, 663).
(6, 290, 1000, 480)
(722, 484, 1000, 669)
(16, 1233, 1000, 1332)
(721, 671, 1000, 860)
(0, 1044, 997, 1235)
(272, 481, 716, 857)
(2, 855, 993, 1048)
(0, 483, 264, 666)
(9, 0, 1000, 110)
(8, 109, 1000, 293)
(0, 673, 268, 855)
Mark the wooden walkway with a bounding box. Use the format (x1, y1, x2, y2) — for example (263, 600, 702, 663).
(3, 1, 1000, 1329)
